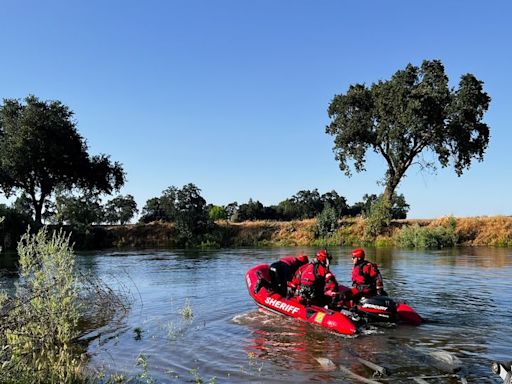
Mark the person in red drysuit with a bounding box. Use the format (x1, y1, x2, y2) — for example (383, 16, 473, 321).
(348, 248, 386, 302)
(268, 254, 309, 296)
(290, 249, 340, 307)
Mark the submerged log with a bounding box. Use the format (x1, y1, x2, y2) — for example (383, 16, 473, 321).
(338, 364, 384, 384)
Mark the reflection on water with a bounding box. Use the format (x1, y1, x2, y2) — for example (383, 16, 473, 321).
(1, 246, 511, 383)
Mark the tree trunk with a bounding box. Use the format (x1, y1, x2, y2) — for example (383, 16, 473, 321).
(384, 165, 407, 203)
(383, 177, 400, 203)
(34, 202, 43, 227)
(383, 186, 393, 203)
(29, 191, 45, 227)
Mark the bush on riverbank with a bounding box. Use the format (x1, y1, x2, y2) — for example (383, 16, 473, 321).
(0, 228, 127, 383)
(0, 228, 83, 383)
(394, 222, 458, 248)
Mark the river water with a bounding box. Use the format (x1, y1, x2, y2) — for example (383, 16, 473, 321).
(2, 246, 511, 383)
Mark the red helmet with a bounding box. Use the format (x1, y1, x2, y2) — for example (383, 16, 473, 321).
(297, 254, 309, 263)
(351, 248, 365, 259)
(316, 249, 332, 263)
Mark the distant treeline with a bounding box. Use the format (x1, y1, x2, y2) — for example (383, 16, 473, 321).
(139, 184, 409, 223)
(0, 183, 409, 250)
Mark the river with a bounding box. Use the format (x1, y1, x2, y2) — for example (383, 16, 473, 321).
(2, 246, 511, 383)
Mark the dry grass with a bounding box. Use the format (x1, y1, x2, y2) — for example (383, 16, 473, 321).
(106, 221, 177, 248)
(103, 216, 512, 248)
(454, 216, 512, 246)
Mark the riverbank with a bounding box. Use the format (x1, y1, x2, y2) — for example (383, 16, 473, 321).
(103, 216, 512, 248)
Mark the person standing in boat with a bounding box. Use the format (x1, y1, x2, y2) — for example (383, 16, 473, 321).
(348, 248, 386, 302)
(269, 254, 309, 296)
(290, 249, 340, 307)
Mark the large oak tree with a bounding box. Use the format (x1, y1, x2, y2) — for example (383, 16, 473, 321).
(326, 59, 490, 203)
(0, 95, 125, 225)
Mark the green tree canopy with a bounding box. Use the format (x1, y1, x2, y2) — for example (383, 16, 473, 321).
(326, 59, 490, 202)
(208, 204, 228, 221)
(292, 189, 323, 219)
(104, 194, 139, 225)
(275, 199, 300, 221)
(237, 198, 265, 221)
(139, 183, 210, 246)
(174, 183, 210, 244)
(321, 190, 348, 218)
(55, 193, 104, 226)
(0, 96, 125, 225)
(140, 197, 171, 222)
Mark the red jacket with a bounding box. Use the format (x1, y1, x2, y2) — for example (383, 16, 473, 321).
(291, 262, 338, 302)
(279, 256, 308, 274)
(351, 260, 383, 294)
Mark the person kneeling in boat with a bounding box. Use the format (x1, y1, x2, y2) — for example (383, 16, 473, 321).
(268, 254, 309, 296)
(346, 248, 387, 303)
(290, 249, 341, 307)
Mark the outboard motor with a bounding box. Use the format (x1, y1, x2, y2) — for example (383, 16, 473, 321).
(356, 296, 398, 323)
(492, 361, 512, 384)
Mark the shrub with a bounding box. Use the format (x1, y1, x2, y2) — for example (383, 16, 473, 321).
(314, 205, 339, 237)
(395, 223, 458, 248)
(208, 205, 227, 221)
(1, 228, 83, 383)
(0, 227, 127, 383)
(363, 196, 392, 240)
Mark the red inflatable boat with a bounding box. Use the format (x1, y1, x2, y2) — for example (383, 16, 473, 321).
(245, 263, 422, 335)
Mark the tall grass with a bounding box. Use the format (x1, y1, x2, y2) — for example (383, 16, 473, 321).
(455, 216, 512, 246)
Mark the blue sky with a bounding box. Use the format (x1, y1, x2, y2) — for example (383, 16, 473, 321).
(1, 1, 510, 218)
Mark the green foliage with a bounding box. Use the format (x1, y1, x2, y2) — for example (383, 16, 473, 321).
(327, 59, 491, 202)
(0, 227, 127, 382)
(179, 298, 193, 320)
(136, 353, 154, 384)
(395, 223, 458, 248)
(374, 236, 394, 248)
(0, 95, 125, 225)
(364, 196, 392, 239)
(275, 198, 300, 221)
(276, 189, 347, 220)
(359, 194, 378, 217)
(358, 193, 409, 219)
(104, 194, 139, 224)
(321, 190, 348, 218)
(390, 193, 410, 219)
(174, 184, 210, 246)
(0, 203, 33, 250)
(291, 189, 323, 219)
(140, 183, 211, 246)
(314, 205, 339, 237)
(1, 228, 82, 383)
(12, 194, 34, 218)
(237, 199, 265, 221)
(234, 189, 350, 221)
(189, 368, 216, 384)
(208, 205, 227, 221)
(55, 193, 104, 226)
(139, 197, 171, 222)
